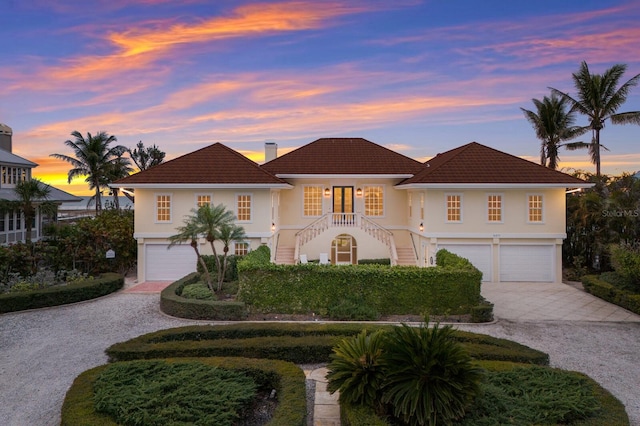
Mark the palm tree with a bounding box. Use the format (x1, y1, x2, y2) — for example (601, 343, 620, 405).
(0, 178, 56, 245)
(194, 204, 236, 290)
(216, 223, 246, 291)
(521, 93, 587, 169)
(169, 218, 214, 292)
(51, 131, 127, 214)
(550, 61, 640, 176)
(104, 153, 133, 209)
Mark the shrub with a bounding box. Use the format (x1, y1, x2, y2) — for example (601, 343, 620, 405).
(326, 330, 387, 411)
(582, 274, 640, 315)
(381, 322, 484, 426)
(328, 297, 380, 321)
(180, 282, 216, 300)
(199, 254, 241, 282)
(609, 243, 640, 291)
(358, 258, 391, 265)
(470, 296, 494, 323)
(93, 360, 257, 426)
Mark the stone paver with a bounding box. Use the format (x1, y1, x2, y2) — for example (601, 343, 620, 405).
(306, 367, 341, 425)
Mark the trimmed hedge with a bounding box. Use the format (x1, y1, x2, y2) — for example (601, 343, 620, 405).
(160, 273, 248, 320)
(0, 273, 123, 314)
(340, 360, 629, 426)
(105, 323, 549, 366)
(61, 357, 307, 426)
(582, 275, 640, 315)
(198, 254, 241, 282)
(237, 247, 482, 316)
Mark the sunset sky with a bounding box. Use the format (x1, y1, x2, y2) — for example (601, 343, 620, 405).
(2, 0, 639, 195)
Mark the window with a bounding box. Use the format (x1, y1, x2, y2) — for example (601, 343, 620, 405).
(156, 194, 171, 222)
(196, 194, 212, 208)
(528, 194, 543, 222)
(420, 194, 425, 220)
(408, 193, 412, 218)
(235, 242, 249, 256)
(237, 194, 252, 221)
(446, 194, 462, 222)
(364, 186, 384, 216)
(303, 186, 323, 217)
(487, 194, 502, 222)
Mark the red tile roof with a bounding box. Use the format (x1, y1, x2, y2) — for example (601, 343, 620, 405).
(399, 142, 588, 186)
(114, 143, 287, 186)
(262, 138, 423, 175)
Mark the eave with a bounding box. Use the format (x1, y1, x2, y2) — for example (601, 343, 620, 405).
(109, 183, 293, 189)
(395, 182, 595, 189)
(275, 174, 414, 179)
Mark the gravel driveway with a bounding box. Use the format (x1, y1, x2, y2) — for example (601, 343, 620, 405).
(1, 290, 639, 425)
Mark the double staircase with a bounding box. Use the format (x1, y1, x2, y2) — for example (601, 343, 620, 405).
(275, 213, 418, 266)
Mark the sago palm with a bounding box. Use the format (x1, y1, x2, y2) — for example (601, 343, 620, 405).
(51, 131, 127, 213)
(550, 61, 640, 176)
(521, 93, 587, 169)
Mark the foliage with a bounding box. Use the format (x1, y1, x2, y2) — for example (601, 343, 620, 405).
(50, 130, 129, 213)
(326, 330, 388, 411)
(550, 61, 640, 176)
(582, 275, 640, 315)
(180, 281, 216, 300)
(127, 141, 165, 171)
(0, 273, 122, 314)
(106, 323, 548, 368)
(199, 254, 241, 282)
(62, 357, 307, 426)
(609, 243, 640, 290)
(358, 258, 391, 265)
(93, 360, 257, 426)
(460, 366, 600, 425)
(521, 92, 587, 169)
(237, 248, 482, 316)
(381, 322, 484, 426)
(328, 297, 381, 321)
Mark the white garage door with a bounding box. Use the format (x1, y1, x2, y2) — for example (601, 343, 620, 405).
(500, 245, 554, 282)
(438, 244, 492, 282)
(145, 244, 197, 281)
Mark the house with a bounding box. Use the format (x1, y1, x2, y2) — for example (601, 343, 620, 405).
(112, 137, 591, 283)
(0, 123, 81, 244)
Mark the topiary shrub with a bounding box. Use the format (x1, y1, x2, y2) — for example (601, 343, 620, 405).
(328, 297, 380, 321)
(180, 282, 216, 300)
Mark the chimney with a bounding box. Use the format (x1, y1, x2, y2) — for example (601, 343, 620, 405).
(0, 123, 12, 152)
(264, 142, 278, 162)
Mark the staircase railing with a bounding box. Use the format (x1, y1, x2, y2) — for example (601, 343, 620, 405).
(294, 213, 398, 265)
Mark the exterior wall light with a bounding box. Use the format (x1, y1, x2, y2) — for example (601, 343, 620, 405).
(324, 188, 331, 197)
(356, 188, 363, 197)
(271, 222, 276, 232)
(419, 222, 424, 232)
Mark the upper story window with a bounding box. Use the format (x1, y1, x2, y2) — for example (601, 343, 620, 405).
(364, 185, 384, 217)
(446, 194, 462, 222)
(156, 194, 171, 222)
(1, 166, 28, 186)
(237, 194, 252, 222)
(487, 194, 502, 222)
(408, 193, 413, 218)
(196, 194, 212, 208)
(303, 186, 323, 217)
(420, 194, 425, 220)
(234, 242, 249, 256)
(528, 194, 543, 222)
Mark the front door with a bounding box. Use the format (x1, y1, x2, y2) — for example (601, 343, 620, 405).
(333, 186, 354, 225)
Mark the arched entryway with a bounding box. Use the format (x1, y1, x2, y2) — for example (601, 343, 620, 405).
(331, 234, 357, 265)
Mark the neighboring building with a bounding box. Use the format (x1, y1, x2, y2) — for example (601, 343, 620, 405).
(112, 138, 592, 283)
(0, 123, 81, 244)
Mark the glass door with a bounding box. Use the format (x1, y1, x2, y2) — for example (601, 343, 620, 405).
(333, 186, 354, 225)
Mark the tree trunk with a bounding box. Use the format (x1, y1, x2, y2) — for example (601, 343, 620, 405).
(594, 129, 601, 177)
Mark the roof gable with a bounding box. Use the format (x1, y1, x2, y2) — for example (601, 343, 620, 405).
(114, 143, 286, 186)
(262, 138, 423, 175)
(400, 142, 588, 186)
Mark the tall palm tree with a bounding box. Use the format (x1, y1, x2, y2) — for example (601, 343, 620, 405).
(195, 204, 236, 290)
(169, 218, 213, 292)
(104, 153, 133, 209)
(550, 61, 640, 176)
(521, 93, 587, 169)
(9, 178, 56, 244)
(51, 131, 127, 214)
(216, 222, 246, 291)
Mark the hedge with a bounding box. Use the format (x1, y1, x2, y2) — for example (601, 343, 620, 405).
(105, 323, 549, 366)
(582, 275, 640, 315)
(198, 254, 241, 282)
(160, 272, 248, 320)
(340, 360, 629, 426)
(61, 357, 306, 426)
(237, 247, 482, 316)
(0, 273, 123, 314)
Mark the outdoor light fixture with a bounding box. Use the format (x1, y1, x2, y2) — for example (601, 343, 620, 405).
(566, 188, 583, 194)
(324, 188, 331, 197)
(271, 222, 276, 232)
(419, 222, 424, 232)
(356, 188, 363, 197)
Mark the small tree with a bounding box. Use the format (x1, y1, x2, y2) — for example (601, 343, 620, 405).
(169, 218, 214, 293)
(216, 223, 246, 292)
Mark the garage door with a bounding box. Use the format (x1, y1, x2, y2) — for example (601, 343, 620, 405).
(438, 244, 492, 282)
(500, 245, 554, 282)
(145, 244, 197, 281)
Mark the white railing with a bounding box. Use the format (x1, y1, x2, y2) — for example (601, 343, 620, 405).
(294, 213, 398, 265)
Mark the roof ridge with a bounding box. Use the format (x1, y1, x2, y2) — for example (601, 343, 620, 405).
(216, 142, 285, 182)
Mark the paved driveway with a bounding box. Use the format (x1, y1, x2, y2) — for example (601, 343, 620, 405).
(0, 282, 639, 425)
